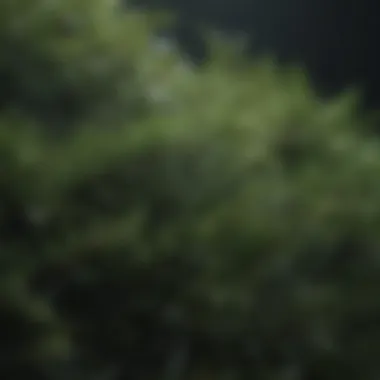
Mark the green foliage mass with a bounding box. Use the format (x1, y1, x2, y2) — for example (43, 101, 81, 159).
(1, 1, 380, 380)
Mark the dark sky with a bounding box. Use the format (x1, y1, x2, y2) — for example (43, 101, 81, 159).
(132, 0, 380, 108)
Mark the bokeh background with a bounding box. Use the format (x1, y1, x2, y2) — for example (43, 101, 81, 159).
(1, 1, 380, 380)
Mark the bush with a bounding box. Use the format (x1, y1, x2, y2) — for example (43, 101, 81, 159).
(1, 1, 380, 380)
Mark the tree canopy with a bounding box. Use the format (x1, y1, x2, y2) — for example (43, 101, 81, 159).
(1, 1, 380, 380)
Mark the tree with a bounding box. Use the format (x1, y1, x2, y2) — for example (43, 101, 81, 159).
(2, 1, 380, 380)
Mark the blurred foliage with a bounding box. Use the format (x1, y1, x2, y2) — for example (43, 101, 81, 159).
(1, 1, 380, 380)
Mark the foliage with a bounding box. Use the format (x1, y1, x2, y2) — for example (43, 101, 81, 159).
(1, 1, 380, 380)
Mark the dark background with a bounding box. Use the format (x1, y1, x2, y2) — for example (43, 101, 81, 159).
(132, 0, 380, 109)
